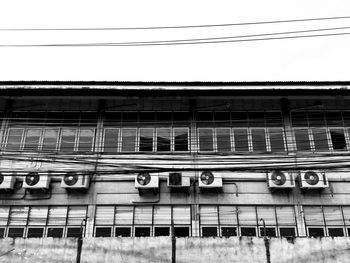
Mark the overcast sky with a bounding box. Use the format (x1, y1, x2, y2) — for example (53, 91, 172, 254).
(0, 0, 350, 81)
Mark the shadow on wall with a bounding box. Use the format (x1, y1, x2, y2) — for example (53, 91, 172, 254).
(0, 237, 350, 263)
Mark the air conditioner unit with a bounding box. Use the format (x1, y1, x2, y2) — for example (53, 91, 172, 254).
(300, 171, 329, 189)
(198, 171, 222, 188)
(0, 173, 16, 190)
(22, 172, 51, 189)
(135, 173, 159, 189)
(61, 172, 90, 189)
(167, 172, 190, 188)
(267, 171, 295, 189)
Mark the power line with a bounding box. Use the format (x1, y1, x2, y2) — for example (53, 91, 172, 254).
(1, 15, 350, 31)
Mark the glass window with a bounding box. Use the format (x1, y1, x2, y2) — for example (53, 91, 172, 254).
(42, 129, 59, 151)
(240, 227, 256, 236)
(67, 227, 82, 238)
(308, 228, 324, 237)
(259, 227, 276, 237)
(328, 228, 344, 237)
(269, 128, 285, 152)
(257, 206, 276, 225)
(48, 206, 67, 225)
(77, 128, 94, 152)
(23, 128, 41, 151)
(0, 207, 9, 225)
(200, 206, 218, 225)
(198, 129, 214, 152)
(221, 227, 237, 237)
(251, 128, 267, 152)
(216, 128, 231, 152)
(156, 128, 171, 152)
(173, 206, 191, 224)
(0, 228, 5, 238)
(47, 228, 64, 238)
(9, 206, 29, 225)
(294, 129, 311, 151)
(67, 206, 86, 225)
(202, 227, 217, 237)
(174, 129, 188, 151)
(279, 227, 296, 237)
(134, 206, 152, 225)
(103, 128, 119, 153)
(153, 206, 171, 225)
(312, 128, 329, 151)
(60, 128, 77, 152)
(219, 206, 237, 225)
(329, 129, 347, 150)
(121, 128, 137, 152)
(323, 206, 343, 226)
(135, 227, 150, 237)
(6, 128, 24, 151)
(276, 206, 295, 225)
(238, 206, 257, 226)
(27, 228, 44, 238)
(115, 206, 133, 225)
(174, 227, 189, 237)
(233, 129, 249, 152)
(95, 227, 112, 237)
(115, 227, 131, 237)
(28, 207, 48, 225)
(95, 206, 114, 225)
(8, 227, 24, 238)
(304, 206, 324, 226)
(342, 207, 350, 225)
(139, 128, 154, 152)
(154, 227, 170, 236)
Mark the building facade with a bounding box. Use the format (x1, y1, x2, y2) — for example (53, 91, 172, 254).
(0, 82, 350, 239)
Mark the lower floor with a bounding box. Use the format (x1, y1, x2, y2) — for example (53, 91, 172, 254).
(0, 204, 349, 238)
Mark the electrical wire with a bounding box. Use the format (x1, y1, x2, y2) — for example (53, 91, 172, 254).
(1, 15, 350, 31)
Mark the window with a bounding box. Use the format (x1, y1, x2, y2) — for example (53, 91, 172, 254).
(0, 207, 9, 226)
(240, 227, 256, 236)
(259, 227, 276, 237)
(328, 228, 344, 237)
(115, 206, 133, 225)
(121, 128, 137, 152)
(42, 128, 59, 151)
(139, 128, 154, 152)
(48, 206, 67, 225)
(115, 227, 131, 237)
(95, 227, 112, 237)
(312, 128, 329, 151)
(23, 128, 41, 151)
(174, 227, 189, 237)
(279, 228, 296, 237)
(95, 206, 114, 225)
(154, 227, 170, 236)
(9, 206, 29, 226)
(198, 129, 214, 151)
(28, 207, 48, 226)
(60, 128, 77, 152)
(329, 129, 347, 150)
(219, 206, 237, 225)
(200, 206, 218, 225)
(77, 128, 94, 152)
(154, 206, 171, 225)
(233, 129, 249, 152)
(103, 128, 119, 153)
(135, 227, 150, 237)
(294, 129, 311, 151)
(251, 128, 267, 152)
(174, 128, 189, 151)
(134, 206, 152, 225)
(308, 228, 324, 237)
(27, 227, 44, 238)
(216, 128, 231, 152)
(47, 228, 64, 238)
(8, 227, 24, 238)
(202, 227, 217, 237)
(156, 128, 171, 152)
(67, 227, 82, 238)
(0, 228, 5, 238)
(221, 227, 237, 237)
(6, 128, 24, 151)
(67, 206, 86, 226)
(269, 128, 285, 152)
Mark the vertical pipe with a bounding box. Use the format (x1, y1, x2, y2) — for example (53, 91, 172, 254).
(171, 219, 176, 263)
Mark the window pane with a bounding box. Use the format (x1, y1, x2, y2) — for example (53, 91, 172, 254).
(134, 206, 152, 225)
(259, 227, 276, 237)
(139, 112, 155, 125)
(323, 206, 343, 226)
(47, 228, 63, 238)
(115, 206, 133, 225)
(67, 227, 82, 238)
(156, 128, 171, 152)
(78, 128, 94, 152)
(135, 227, 150, 237)
(0, 228, 4, 238)
(95, 206, 114, 225)
(216, 128, 231, 152)
(279, 227, 296, 237)
(104, 128, 119, 153)
(173, 206, 191, 224)
(24, 128, 41, 151)
(197, 112, 214, 127)
(233, 129, 249, 152)
(294, 129, 311, 151)
(238, 206, 256, 225)
(265, 112, 283, 127)
(154, 206, 171, 225)
(173, 112, 189, 126)
(328, 228, 344, 237)
(312, 128, 329, 151)
(60, 128, 77, 152)
(42, 129, 59, 151)
(48, 206, 67, 225)
(67, 206, 86, 225)
(156, 112, 172, 125)
(276, 206, 295, 225)
(202, 227, 217, 237)
(28, 207, 48, 225)
(231, 112, 248, 127)
(291, 112, 308, 127)
(139, 128, 154, 152)
(222, 227, 237, 237)
(62, 112, 80, 126)
(219, 206, 237, 225)
(122, 112, 138, 126)
(214, 112, 231, 126)
(27, 228, 44, 238)
(80, 112, 98, 126)
(95, 227, 112, 237)
(343, 207, 350, 226)
(174, 129, 188, 151)
(8, 228, 24, 238)
(269, 128, 285, 152)
(121, 128, 137, 152)
(304, 206, 324, 226)
(9, 206, 29, 225)
(104, 112, 122, 127)
(0, 207, 9, 225)
(330, 129, 346, 150)
(154, 227, 170, 236)
(257, 207, 276, 225)
(308, 228, 324, 237)
(200, 206, 218, 225)
(115, 227, 131, 237)
(198, 129, 214, 151)
(174, 227, 189, 237)
(251, 128, 267, 152)
(249, 112, 265, 127)
(6, 128, 24, 151)
(240, 227, 256, 236)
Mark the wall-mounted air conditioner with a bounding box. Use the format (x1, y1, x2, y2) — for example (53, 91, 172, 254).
(198, 171, 222, 188)
(135, 173, 159, 189)
(0, 172, 16, 190)
(167, 172, 190, 188)
(300, 171, 329, 189)
(22, 172, 51, 189)
(61, 172, 90, 189)
(267, 171, 295, 189)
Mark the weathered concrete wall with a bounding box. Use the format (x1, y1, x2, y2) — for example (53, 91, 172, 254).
(0, 237, 349, 263)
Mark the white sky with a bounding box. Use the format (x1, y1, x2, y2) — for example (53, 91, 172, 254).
(0, 0, 349, 81)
